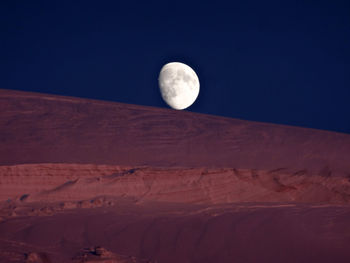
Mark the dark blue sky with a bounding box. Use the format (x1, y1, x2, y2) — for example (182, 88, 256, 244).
(2, 1, 350, 133)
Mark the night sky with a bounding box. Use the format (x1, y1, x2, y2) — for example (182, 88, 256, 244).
(2, 1, 350, 134)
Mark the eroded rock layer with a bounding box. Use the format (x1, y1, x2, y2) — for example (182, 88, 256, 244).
(1, 164, 350, 205)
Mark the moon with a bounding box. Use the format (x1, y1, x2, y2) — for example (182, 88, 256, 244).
(158, 62, 200, 110)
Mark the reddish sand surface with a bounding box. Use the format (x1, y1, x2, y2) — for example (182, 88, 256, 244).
(0, 89, 350, 262)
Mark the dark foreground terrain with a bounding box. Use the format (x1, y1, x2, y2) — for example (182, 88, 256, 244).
(1, 198, 350, 263)
(1, 164, 349, 263)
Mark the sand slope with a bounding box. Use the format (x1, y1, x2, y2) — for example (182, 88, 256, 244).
(1, 199, 350, 263)
(1, 89, 349, 175)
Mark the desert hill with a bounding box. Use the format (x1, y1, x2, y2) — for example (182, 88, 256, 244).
(0, 89, 349, 176)
(1, 89, 350, 263)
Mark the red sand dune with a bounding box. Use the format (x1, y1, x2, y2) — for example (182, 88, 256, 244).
(1, 89, 349, 175)
(0, 89, 350, 263)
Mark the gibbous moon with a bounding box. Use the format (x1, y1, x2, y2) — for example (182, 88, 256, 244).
(158, 62, 200, 110)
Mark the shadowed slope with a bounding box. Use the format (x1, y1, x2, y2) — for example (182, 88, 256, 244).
(1, 201, 350, 263)
(1, 89, 350, 176)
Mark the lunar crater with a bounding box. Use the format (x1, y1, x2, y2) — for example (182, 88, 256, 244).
(159, 62, 200, 110)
